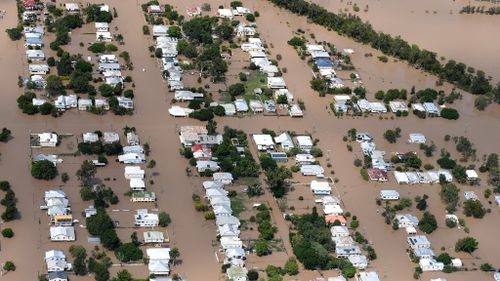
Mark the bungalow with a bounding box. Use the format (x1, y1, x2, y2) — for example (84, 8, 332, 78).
(103, 70, 122, 78)
(78, 99, 92, 111)
(336, 245, 362, 258)
(25, 37, 44, 48)
(253, 134, 275, 151)
(26, 50, 45, 61)
(407, 235, 431, 249)
(225, 247, 246, 264)
(99, 63, 121, 72)
(395, 214, 419, 228)
(64, 3, 79, 12)
(249, 100, 264, 113)
(261, 64, 279, 77)
(330, 226, 350, 238)
(99, 54, 118, 63)
(30, 75, 47, 88)
(124, 166, 145, 179)
(411, 103, 426, 112)
(267, 77, 286, 89)
(186, 5, 201, 16)
(196, 160, 220, 172)
(103, 132, 119, 144)
(310, 50, 330, 59)
(217, 8, 233, 19)
(310, 180, 332, 195)
(23, 0, 37, 10)
(216, 215, 240, 227)
(295, 154, 315, 166)
(348, 255, 368, 269)
(83, 132, 99, 143)
(275, 89, 294, 102)
(132, 191, 156, 202)
(423, 102, 440, 115)
(135, 209, 159, 227)
(464, 191, 478, 201)
(38, 132, 58, 147)
(179, 126, 207, 146)
(325, 215, 347, 225)
(300, 165, 324, 177)
(220, 236, 243, 250)
(55, 95, 77, 111)
(306, 44, 326, 54)
(413, 247, 435, 259)
(368, 168, 388, 182)
(119, 153, 146, 164)
(50, 226, 75, 241)
(289, 104, 304, 117)
(144, 231, 164, 243)
(214, 204, 232, 216)
(84, 206, 97, 218)
(394, 171, 410, 184)
(174, 90, 204, 101)
(117, 96, 134, 109)
(126, 132, 140, 146)
(129, 178, 146, 191)
(34, 154, 63, 166)
(380, 190, 400, 200)
(235, 6, 252, 14)
(192, 144, 212, 160)
(408, 133, 426, 144)
(241, 42, 263, 52)
(209, 195, 230, 207)
(218, 223, 240, 237)
(147, 248, 170, 275)
(420, 258, 444, 272)
(236, 24, 256, 37)
(333, 236, 355, 248)
(319, 68, 336, 79)
(147, 5, 165, 13)
(22, 11, 38, 22)
(48, 271, 68, 281)
(24, 26, 44, 35)
(152, 25, 169, 37)
(389, 101, 409, 113)
(51, 214, 73, 226)
(466, 169, 479, 181)
(296, 136, 313, 152)
(168, 80, 184, 91)
(324, 204, 343, 215)
(95, 22, 109, 32)
(264, 100, 276, 113)
(96, 31, 113, 42)
(314, 57, 334, 69)
(29, 64, 49, 75)
(274, 132, 294, 151)
(356, 272, 380, 281)
(213, 172, 233, 185)
(45, 250, 71, 272)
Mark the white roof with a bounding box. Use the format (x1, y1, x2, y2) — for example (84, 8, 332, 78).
(357, 271, 380, 281)
(324, 204, 343, 215)
(296, 135, 313, 146)
(147, 248, 170, 260)
(217, 8, 233, 17)
(221, 103, 236, 115)
(310, 180, 332, 192)
(409, 133, 426, 144)
(95, 22, 109, 29)
(130, 178, 146, 189)
(301, 165, 324, 175)
(466, 169, 478, 179)
(380, 189, 400, 198)
(234, 99, 249, 112)
(169, 106, 194, 117)
(64, 3, 79, 11)
(50, 226, 75, 240)
(253, 134, 274, 146)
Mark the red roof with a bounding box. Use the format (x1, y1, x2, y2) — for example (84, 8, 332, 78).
(147, 5, 165, 13)
(368, 168, 388, 181)
(23, 0, 36, 7)
(325, 215, 346, 225)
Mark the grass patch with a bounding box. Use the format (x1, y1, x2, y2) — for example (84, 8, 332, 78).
(230, 193, 246, 218)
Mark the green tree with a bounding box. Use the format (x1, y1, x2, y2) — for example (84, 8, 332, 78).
(76, 160, 97, 186)
(1, 228, 14, 238)
(3, 261, 15, 271)
(463, 199, 486, 218)
(455, 237, 478, 253)
(31, 160, 58, 180)
(436, 252, 452, 265)
(247, 269, 259, 281)
(46, 75, 65, 96)
(115, 243, 143, 262)
(418, 212, 438, 234)
(170, 247, 180, 265)
(255, 240, 269, 256)
(159, 212, 171, 227)
(284, 257, 299, 275)
(5, 27, 22, 40)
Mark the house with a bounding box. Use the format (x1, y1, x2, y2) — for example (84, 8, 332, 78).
(413, 247, 435, 258)
(464, 191, 479, 201)
(356, 272, 380, 281)
(264, 100, 276, 113)
(135, 209, 159, 227)
(412, 103, 426, 112)
(289, 104, 304, 117)
(330, 226, 350, 238)
(147, 5, 165, 13)
(143, 231, 164, 243)
(318, 196, 341, 206)
(324, 204, 343, 215)
(132, 191, 156, 202)
(64, 3, 79, 12)
(348, 255, 368, 269)
(168, 106, 193, 117)
(34, 154, 63, 166)
(328, 277, 347, 281)
(82, 132, 99, 143)
(310, 180, 332, 195)
(129, 178, 146, 191)
(336, 245, 361, 258)
(168, 80, 184, 91)
(105, 76, 124, 86)
(217, 8, 233, 19)
(315, 57, 334, 69)
(25, 37, 44, 48)
(24, 26, 44, 35)
(249, 100, 264, 113)
(186, 5, 201, 16)
(174, 90, 204, 101)
(209, 195, 231, 207)
(380, 189, 400, 200)
(54, 95, 77, 111)
(306, 44, 326, 54)
(213, 204, 232, 216)
(117, 97, 134, 109)
(216, 215, 240, 227)
(218, 223, 240, 237)
(226, 265, 248, 281)
(395, 214, 419, 228)
(319, 68, 336, 79)
(389, 101, 408, 113)
(325, 215, 347, 225)
(423, 102, 440, 115)
(50, 226, 75, 241)
(261, 64, 279, 77)
(78, 99, 92, 111)
(253, 134, 275, 151)
(102, 132, 119, 144)
(356, 132, 373, 142)
(267, 77, 286, 89)
(29, 64, 49, 75)
(236, 24, 256, 38)
(296, 136, 313, 152)
(51, 214, 73, 226)
(295, 154, 315, 166)
(394, 171, 409, 184)
(45, 250, 71, 272)
(95, 99, 110, 110)
(126, 132, 140, 146)
(368, 168, 388, 182)
(179, 126, 208, 146)
(235, 6, 252, 14)
(213, 172, 233, 185)
(274, 132, 294, 151)
(118, 153, 146, 164)
(48, 271, 68, 281)
(124, 166, 145, 179)
(466, 169, 479, 181)
(95, 22, 109, 32)
(494, 272, 500, 281)
(147, 248, 170, 275)
(220, 236, 243, 250)
(234, 99, 249, 112)
(408, 133, 426, 144)
(192, 144, 212, 160)
(26, 50, 45, 61)
(99, 55, 118, 63)
(407, 235, 431, 249)
(369, 102, 387, 113)
(152, 25, 169, 37)
(333, 236, 355, 247)
(196, 160, 220, 172)
(84, 206, 97, 218)
(30, 75, 47, 88)
(99, 63, 121, 72)
(241, 42, 263, 52)
(300, 165, 325, 177)
(225, 247, 246, 264)
(38, 132, 58, 147)
(419, 258, 444, 271)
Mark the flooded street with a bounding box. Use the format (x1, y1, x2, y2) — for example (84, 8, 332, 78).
(0, 0, 498, 280)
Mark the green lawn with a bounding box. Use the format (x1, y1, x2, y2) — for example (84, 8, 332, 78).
(230, 193, 246, 218)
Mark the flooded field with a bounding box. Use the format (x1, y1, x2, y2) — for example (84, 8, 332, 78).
(0, 0, 498, 280)
(312, 0, 500, 83)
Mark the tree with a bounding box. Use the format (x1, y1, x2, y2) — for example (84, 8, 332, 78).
(418, 212, 438, 234)
(437, 157, 457, 169)
(245, 13, 255, 22)
(3, 261, 15, 272)
(167, 26, 182, 38)
(0, 128, 12, 142)
(1, 228, 14, 238)
(284, 257, 299, 275)
(440, 183, 460, 213)
(76, 160, 97, 186)
(6, 27, 22, 40)
(247, 269, 259, 281)
(455, 237, 478, 253)
(228, 83, 245, 98)
(70, 245, 88, 276)
(440, 108, 460, 120)
(416, 194, 428, 211)
(31, 160, 58, 180)
(111, 270, 134, 281)
(436, 252, 452, 265)
(115, 243, 143, 262)
(159, 212, 171, 227)
(463, 199, 486, 218)
(255, 240, 269, 256)
(384, 128, 400, 143)
(170, 247, 180, 265)
(46, 75, 65, 96)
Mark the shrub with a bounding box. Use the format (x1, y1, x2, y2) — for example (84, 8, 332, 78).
(440, 108, 459, 120)
(455, 237, 478, 253)
(5, 27, 22, 40)
(1, 228, 14, 238)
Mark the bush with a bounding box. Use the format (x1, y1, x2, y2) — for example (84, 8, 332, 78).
(284, 257, 299, 275)
(463, 199, 486, 218)
(3, 261, 15, 271)
(445, 218, 457, 228)
(245, 13, 255, 22)
(255, 240, 269, 256)
(247, 269, 259, 281)
(418, 212, 438, 234)
(31, 160, 58, 180)
(1, 228, 14, 238)
(5, 27, 22, 40)
(455, 237, 478, 253)
(159, 212, 171, 227)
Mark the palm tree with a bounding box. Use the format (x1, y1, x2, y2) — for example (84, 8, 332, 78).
(170, 248, 180, 266)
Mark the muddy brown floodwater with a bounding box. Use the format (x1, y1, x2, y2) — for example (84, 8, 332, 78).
(0, 0, 498, 281)
(312, 0, 500, 83)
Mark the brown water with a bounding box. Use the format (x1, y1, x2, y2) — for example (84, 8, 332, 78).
(0, 0, 498, 280)
(312, 0, 500, 82)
